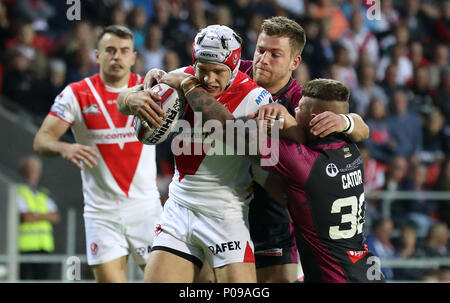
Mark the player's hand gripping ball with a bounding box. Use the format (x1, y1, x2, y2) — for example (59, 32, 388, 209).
(133, 83, 185, 145)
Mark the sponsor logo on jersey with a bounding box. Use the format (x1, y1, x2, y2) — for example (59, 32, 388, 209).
(90, 242, 98, 256)
(51, 103, 66, 117)
(326, 163, 339, 177)
(255, 89, 269, 105)
(343, 147, 352, 158)
(208, 241, 241, 255)
(82, 104, 101, 114)
(346, 250, 369, 263)
(106, 99, 116, 105)
(340, 156, 363, 173)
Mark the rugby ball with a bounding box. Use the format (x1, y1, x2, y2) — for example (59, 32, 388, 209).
(133, 83, 185, 145)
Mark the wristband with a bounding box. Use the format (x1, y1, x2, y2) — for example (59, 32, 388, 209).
(341, 114, 355, 134)
(180, 75, 197, 89)
(184, 83, 202, 96)
(181, 76, 202, 96)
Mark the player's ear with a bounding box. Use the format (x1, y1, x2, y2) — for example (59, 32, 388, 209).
(95, 49, 100, 64)
(290, 55, 301, 71)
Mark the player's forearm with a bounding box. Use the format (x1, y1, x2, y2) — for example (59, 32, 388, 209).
(117, 85, 143, 115)
(347, 113, 369, 142)
(21, 212, 60, 223)
(185, 87, 234, 124)
(33, 130, 69, 157)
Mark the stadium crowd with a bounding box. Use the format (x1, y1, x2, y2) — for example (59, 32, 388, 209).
(0, 0, 449, 281)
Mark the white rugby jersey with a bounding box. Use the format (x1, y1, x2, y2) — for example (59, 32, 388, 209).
(50, 73, 160, 216)
(168, 66, 272, 218)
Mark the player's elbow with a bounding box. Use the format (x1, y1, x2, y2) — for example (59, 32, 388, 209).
(33, 133, 44, 154)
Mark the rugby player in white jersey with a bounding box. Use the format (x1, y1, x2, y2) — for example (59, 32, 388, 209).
(118, 25, 272, 282)
(33, 25, 163, 282)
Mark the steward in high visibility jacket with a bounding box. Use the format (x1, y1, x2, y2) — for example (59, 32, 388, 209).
(17, 184, 60, 253)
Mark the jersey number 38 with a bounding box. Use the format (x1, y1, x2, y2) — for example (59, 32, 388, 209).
(329, 193, 365, 240)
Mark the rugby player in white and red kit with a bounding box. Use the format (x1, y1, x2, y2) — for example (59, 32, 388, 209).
(33, 25, 163, 282)
(118, 25, 273, 282)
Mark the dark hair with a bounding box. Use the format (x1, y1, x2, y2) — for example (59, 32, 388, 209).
(97, 25, 134, 48)
(302, 78, 350, 102)
(260, 16, 306, 56)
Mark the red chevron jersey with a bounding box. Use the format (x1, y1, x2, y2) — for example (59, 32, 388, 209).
(168, 65, 273, 218)
(49, 73, 160, 216)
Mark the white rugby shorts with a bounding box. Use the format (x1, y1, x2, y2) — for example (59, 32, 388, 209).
(152, 199, 255, 268)
(84, 202, 163, 266)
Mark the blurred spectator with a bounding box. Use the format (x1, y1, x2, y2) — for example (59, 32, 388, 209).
(422, 222, 449, 258)
(379, 63, 405, 99)
(301, 17, 336, 79)
(435, 159, 450, 227)
(433, 67, 450, 121)
(187, 0, 208, 31)
(228, 0, 254, 37)
(293, 62, 310, 86)
(340, 0, 366, 21)
(407, 66, 436, 117)
(2, 48, 42, 114)
(57, 21, 95, 59)
(243, 13, 264, 60)
(162, 49, 180, 72)
(428, 44, 449, 89)
(329, 44, 357, 89)
(379, 24, 410, 59)
(364, 97, 394, 163)
(377, 43, 413, 86)
(210, 5, 232, 27)
(387, 89, 422, 162)
(109, 4, 128, 26)
(433, 1, 450, 44)
(308, 0, 349, 41)
(351, 64, 388, 116)
(6, 21, 49, 79)
(409, 40, 429, 70)
(15, 0, 55, 32)
(339, 10, 379, 66)
(399, 0, 431, 42)
(17, 155, 60, 280)
(393, 225, 425, 281)
(366, 218, 397, 280)
(126, 6, 148, 50)
(384, 156, 409, 192)
(419, 108, 446, 166)
(32, 58, 67, 118)
(276, 0, 305, 17)
(397, 164, 438, 236)
(65, 43, 97, 84)
(140, 24, 166, 71)
(131, 0, 155, 20)
(369, 0, 399, 34)
(361, 144, 386, 193)
(383, 156, 409, 222)
(131, 53, 146, 76)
